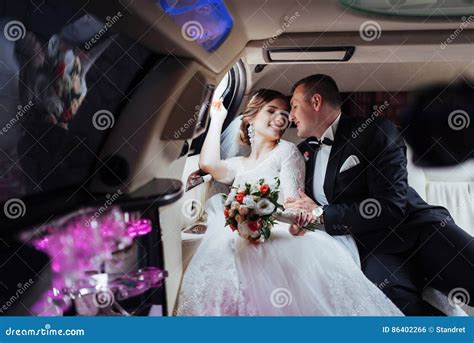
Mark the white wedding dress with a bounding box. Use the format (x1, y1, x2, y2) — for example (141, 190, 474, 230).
(176, 140, 402, 316)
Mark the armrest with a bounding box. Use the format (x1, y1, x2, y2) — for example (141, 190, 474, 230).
(0, 178, 183, 241)
(185, 169, 212, 191)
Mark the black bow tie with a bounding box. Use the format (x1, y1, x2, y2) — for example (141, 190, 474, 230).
(308, 137, 333, 150)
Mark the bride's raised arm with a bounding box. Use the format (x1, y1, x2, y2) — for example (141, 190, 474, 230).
(199, 99, 230, 181)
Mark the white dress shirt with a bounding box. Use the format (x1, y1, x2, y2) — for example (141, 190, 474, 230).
(311, 114, 360, 265)
(313, 114, 341, 206)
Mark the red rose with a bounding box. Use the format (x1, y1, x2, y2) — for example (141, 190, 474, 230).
(260, 184, 269, 194)
(56, 62, 66, 77)
(229, 223, 237, 232)
(235, 192, 245, 204)
(224, 208, 230, 218)
(247, 221, 261, 232)
(60, 108, 73, 123)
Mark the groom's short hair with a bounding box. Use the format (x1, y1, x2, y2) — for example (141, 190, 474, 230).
(292, 74, 342, 108)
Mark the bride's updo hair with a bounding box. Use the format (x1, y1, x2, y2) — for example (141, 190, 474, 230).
(239, 89, 290, 145)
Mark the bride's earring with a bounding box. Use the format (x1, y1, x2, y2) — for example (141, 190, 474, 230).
(247, 123, 255, 145)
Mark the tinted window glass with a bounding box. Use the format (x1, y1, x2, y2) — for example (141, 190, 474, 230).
(0, 1, 158, 201)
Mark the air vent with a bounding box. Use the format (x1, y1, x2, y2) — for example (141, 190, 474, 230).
(264, 47, 355, 62)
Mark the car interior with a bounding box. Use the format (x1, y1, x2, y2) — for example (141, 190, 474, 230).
(0, 0, 472, 316)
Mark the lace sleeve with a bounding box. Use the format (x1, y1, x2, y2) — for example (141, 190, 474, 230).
(213, 157, 241, 185)
(278, 142, 306, 200)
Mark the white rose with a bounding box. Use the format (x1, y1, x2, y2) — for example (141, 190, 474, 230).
(254, 198, 276, 216)
(243, 195, 256, 209)
(231, 201, 240, 210)
(237, 186, 246, 193)
(251, 184, 260, 194)
(250, 228, 261, 239)
(225, 190, 237, 205)
(238, 206, 249, 216)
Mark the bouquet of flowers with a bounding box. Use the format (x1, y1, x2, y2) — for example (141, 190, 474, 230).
(223, 177, 283, 243)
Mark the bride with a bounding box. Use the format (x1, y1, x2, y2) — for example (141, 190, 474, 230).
(176, 89, 402, 316)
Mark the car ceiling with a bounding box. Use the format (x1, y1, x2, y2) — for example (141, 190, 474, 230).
(232, 0, 466, 38)
(79, 0, 473, 92)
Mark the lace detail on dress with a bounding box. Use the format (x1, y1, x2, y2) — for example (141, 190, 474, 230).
(231, 141, 305, 201)
(325, 260, 401, 316)
(277, 141, 306, 199)
(176, 195, 240, 316)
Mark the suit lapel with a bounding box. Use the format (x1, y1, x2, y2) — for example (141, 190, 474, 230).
(323, 114, 351, 203)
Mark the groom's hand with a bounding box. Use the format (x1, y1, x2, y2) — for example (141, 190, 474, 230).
(289, 224, 306, 236)
(284, 189, 317, 212)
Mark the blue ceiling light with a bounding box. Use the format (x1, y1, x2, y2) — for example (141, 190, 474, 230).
(159, 0, 234, 52)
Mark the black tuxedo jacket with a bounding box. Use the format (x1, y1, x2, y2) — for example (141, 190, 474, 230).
(298, 114, 450, 254)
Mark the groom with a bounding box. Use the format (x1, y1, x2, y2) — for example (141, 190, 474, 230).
(285, 74, 474, 316)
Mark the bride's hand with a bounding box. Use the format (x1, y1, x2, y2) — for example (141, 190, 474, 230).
(210, 99, 228, 123)
(284, 189, 317, 212)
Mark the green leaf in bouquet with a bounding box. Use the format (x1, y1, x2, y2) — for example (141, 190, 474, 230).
(269, 193, 279, 203)
(246, 214, 255, 221)
(274, 177, 280, 188)
(261, 225, 271, 240)
(245, 183, 251, 193)
(251, 191, 262, 196)
(275, 203, 285, 210)
(304, 223, 319, 232)
(259, 178, 265, 185)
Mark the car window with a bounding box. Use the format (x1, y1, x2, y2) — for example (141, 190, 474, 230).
(189, 71, 233, 156)
(0, 3, 159, 202)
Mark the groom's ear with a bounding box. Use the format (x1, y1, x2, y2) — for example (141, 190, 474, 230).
(310, 93, 323, 112)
